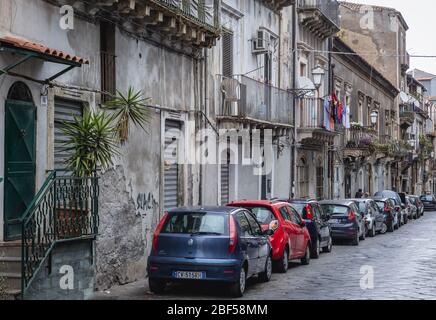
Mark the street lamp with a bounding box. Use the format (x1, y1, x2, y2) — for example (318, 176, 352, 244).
(312, 65, 325, 90)
(370, 110, 378, 126)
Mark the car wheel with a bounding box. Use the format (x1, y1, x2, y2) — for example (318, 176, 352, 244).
(322, 236, 333, 253)
(276, 248, 289, 273)
(149, 278, 166, 294)
(352, 232, 360, 246)
(369, 224, 376, 237)
(380, 223, 388, 234)
(230, 267, 246, 297)
(311, 239, 321, 259)
(259, 255, 273, 282)
(301, 245, 311, 265)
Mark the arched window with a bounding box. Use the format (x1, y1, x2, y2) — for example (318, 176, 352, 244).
(7, 81, 33, 103)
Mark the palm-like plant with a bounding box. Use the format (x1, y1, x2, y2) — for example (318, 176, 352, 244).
(61, 110, 119, 177)
(103, 87, 151, 144)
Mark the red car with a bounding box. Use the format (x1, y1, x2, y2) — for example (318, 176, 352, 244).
(227, 200, 311, 273)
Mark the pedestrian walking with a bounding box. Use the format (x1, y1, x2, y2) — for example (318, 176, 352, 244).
(355, 189, 363, 198)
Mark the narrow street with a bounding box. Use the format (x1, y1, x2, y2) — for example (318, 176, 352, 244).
(93, 212, 436, 300)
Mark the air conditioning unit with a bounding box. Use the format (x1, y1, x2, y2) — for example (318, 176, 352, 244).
(253, 29, 270, 54)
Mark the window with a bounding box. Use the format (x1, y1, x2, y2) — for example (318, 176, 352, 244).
(235, 211, 251, 237)
(300, 63, 307, 77)
(358, 98, 364, 125)
(278, 206, 292, 221)
(290, 207, 303, 225)
(316, 167, 324, 200)
(298, 157, 309, 198)
(244, 211, 261, 235)
(162, 212, 226, 235)
(100, 21, 116, 102)
(249, 207, 276, 225)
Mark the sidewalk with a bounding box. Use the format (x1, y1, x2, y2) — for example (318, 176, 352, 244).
(91, 279, 151, 300)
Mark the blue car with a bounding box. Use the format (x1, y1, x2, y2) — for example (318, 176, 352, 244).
(147, 206, 273, 297)
(287, 199, 333, 258)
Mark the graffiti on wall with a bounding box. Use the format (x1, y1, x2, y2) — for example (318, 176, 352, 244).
(136, 192, 158, 217)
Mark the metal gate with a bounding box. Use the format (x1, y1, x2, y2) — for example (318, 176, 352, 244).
(54, 98, 83, 171)
(164, 120, 181, 210)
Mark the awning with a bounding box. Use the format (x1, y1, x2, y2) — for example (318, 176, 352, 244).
(399, 91, 420, 108)
(0, 35, 89, 84)
(296, 76, 316, 97)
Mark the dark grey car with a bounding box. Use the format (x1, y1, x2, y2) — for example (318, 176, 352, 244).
(319, 200, 365, 246)
(348, 198, 386, 237)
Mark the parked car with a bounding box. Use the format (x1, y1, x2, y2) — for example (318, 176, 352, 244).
(286, 199, 333, 258)
(374, 190, 407, 227)
(373, 197, 398, 232)
(147, 206, 274, 297)
(228, 200, 311, 273)
(349, 198, 386, 237)
(406, 196, 418, 219)
(420, 194, 436, 211)
(409, 195, 424, 217)
(319, 200, 365, 245)
(398, 192, 412, 222)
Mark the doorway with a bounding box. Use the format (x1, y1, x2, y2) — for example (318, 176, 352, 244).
(3, 82, 36, 240)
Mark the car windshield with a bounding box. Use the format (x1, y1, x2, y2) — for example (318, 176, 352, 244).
(320, 204, 349, 215)
(421, 195, 433, 201)
(249, 207, 276, 225)
(162, 212, 226, 235)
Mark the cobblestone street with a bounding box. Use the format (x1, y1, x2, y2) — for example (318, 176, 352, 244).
(93, 212, 436, 300)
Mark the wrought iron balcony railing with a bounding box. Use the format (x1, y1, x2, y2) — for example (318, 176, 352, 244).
(400, 104, 416, 127)
(21, 171, 99, 298)
(298, 97, 325, 129)
(218, 75, 293, 126)
(345, 125, 377, 150)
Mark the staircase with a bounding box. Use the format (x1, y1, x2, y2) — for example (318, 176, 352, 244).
(0, 241, 21, 299)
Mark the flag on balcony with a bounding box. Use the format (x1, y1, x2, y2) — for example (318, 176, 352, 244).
(324, 97, 333, 131)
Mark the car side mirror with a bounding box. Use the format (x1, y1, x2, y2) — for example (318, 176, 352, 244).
(401, 204, 406, 209)
(324, 214, 331, 221)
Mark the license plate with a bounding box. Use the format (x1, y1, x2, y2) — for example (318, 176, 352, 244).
(173, 271, 205, 280)
(328, 219, 341, 224)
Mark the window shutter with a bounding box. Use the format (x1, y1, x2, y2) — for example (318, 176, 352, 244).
(222, 31, 233, 78)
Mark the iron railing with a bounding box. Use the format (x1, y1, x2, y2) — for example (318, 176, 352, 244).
(21, 171, 99, 298)
(218, 75, 293, 125)
(400, 104, 416, 123)
(150, 0, 220, 30)
(345, 126, 377, 149)
(298, 97, 324, 129)
(298, 0, 340, 27)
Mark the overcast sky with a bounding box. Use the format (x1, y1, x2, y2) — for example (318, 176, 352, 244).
(341, 0, 436, 75)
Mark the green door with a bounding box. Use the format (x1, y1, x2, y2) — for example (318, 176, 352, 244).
(4, 99, 36, 240)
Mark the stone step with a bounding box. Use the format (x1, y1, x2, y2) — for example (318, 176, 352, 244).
(1, 289, 21, 300)
(0, 256, 21, 273)
(0, 241, 22, 258)
(0, 272, 21, 292)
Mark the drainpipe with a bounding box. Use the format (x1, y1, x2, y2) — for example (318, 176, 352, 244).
(328, 36, 334, 199)
(290, 2, 297, 199)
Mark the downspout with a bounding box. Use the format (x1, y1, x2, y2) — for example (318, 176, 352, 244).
(291, 3, 297, 199)
(328, 36, 334, 199)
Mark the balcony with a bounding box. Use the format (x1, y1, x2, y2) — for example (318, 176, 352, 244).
(60, 0, 221, 48)
(297, 97, 336, 144)
(217, 75, 293, 129)
(297, 0, 340, 39)
(343, 125, 377, 158)
(399, 104, 415, 129)
(262, 0, 295, 11)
